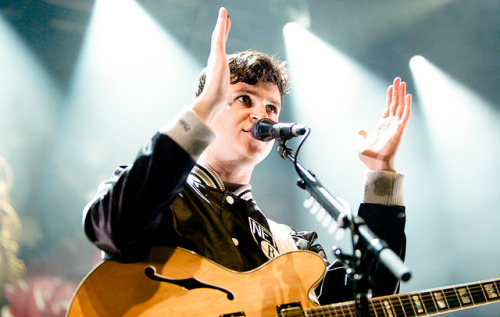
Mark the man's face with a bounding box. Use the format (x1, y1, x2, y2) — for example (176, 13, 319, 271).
(207, 81, 282, 166)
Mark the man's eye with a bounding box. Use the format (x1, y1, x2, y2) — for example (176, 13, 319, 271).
(237, 95, 251, 104)
(266, 105, 277, 113)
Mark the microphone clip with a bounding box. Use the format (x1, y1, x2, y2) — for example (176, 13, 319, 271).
(277, 138, 294, 160)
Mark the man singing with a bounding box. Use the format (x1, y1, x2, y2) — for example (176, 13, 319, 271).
(83, 7, 411, 305)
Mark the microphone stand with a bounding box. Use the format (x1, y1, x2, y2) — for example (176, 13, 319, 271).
(276, 138, 411, 317)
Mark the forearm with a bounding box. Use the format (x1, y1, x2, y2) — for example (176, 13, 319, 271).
(358, 203, 406, 296)
(360, 169, 406, 294)
(84, 109, 216, 260)
(317, 171, 407, 303)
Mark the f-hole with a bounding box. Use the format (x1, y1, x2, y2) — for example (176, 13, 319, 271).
(144, 266, 235, 300)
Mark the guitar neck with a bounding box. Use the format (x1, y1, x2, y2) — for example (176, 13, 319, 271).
(304, 278, 500, 317)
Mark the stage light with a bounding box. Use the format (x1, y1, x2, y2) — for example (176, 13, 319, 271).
(283, 22, 395, 199)
(410, 55, 499, 158)
(62, 0, 201, 196)
(409, 55, 426, 69)
(285, 8, 311, 30)
(283, 21, 400, 250)
(0, 14, 61, 206)
(410, 55, 500, 275)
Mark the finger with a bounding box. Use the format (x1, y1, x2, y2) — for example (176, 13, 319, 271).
(401, 94, 412, 125)
(383, 85, 393, 118)
(389, 77, 401, 116)
(225, 14, 232, 39)
(221, 8, 231, 51)
(396, 81, 406, 119)
(222, 17, 231, 54)
(211, 8, 229, 54)
(210, 9, 223, 46)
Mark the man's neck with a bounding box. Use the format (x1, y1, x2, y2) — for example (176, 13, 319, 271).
(200, 156, 254, 187)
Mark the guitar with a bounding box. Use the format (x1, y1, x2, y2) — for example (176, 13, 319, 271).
(67, 247, 499, 316)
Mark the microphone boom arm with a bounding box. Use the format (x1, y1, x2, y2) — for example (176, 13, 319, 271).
(277, 140, 411, 283)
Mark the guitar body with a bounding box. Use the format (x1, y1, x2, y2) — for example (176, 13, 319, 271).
(68, 247, 500, 316)
(67, 247, 326, 317)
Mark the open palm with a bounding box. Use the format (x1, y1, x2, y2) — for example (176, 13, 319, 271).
(358, 77, 412, 172)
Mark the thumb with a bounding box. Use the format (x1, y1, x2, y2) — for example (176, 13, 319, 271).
(357, 130, 367, 153)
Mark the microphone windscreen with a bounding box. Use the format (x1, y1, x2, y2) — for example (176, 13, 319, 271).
(251, 118, 276, 142)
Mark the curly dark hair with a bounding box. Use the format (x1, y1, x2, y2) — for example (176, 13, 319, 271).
(195, 50, 289, 100)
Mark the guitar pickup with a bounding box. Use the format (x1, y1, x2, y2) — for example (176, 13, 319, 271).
(277, 302, 304, 316)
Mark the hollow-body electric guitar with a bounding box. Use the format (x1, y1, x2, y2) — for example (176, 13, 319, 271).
(67, 247, 499, 316)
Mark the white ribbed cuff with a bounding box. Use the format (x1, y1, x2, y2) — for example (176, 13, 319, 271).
(159, 108, 216, 160)
(363, 170, 405, 206)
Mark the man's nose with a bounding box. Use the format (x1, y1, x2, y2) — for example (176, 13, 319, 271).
(250, 104, 268, 121)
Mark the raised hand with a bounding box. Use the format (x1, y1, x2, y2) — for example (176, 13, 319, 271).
(192, 7, 232, 124)
(357, 77, 412, 172)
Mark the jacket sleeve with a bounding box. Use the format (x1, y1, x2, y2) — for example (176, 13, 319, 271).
(83, 109, 216, 262)
(316, 170, 407, 304)
(316, 203, 406, 304)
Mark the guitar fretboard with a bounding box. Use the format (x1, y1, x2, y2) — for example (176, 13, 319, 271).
(303, 278, 500, 317)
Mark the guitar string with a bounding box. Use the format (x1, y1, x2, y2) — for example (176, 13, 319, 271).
(306, 280, 500, 317)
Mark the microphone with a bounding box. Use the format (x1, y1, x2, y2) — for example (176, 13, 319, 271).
(251, 118, 308, 142)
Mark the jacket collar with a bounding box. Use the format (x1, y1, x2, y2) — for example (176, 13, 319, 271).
(189, 161, 255, 203)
